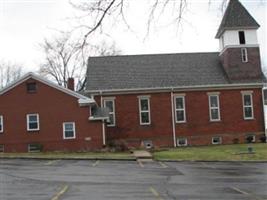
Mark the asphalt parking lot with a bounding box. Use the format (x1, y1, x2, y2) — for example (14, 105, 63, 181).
(0, 159, 266, 200)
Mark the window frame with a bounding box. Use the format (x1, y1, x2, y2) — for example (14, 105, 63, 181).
(246, 134, 256, 143)
(212, 136, 222, 145)
(28, 144, 42, 153)
(208, 94, 221, 122)
(0, 115, 3, 133)
(27, 114, 40, 131)
(138, 96, 151, 125)
(26, 82, 37, 93)
(241, 48, 248, 63)
(242, 92, 254, 120)
(63, 122, 76, 139)
(103, 98, 116, 127)
(177, 138, 188, 147)
(174, 95, 186, 123)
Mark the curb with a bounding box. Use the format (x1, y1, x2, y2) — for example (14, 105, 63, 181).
(0, 156, 137, 161)
(154, 159, 267, 163)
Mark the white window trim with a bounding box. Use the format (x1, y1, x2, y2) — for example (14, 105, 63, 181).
(177, 138, 188, 147)
(212, 136, 222, 145)
(103, 98, 116, 127)
(27, 114, 40, 131)
(246, 134, 256, 143)
(138, 96, 151, 125)
(63, 122, 76, 139)
(242, 93, 254, 120)
(174, 96, 186, 123)
(241, 48, 248, 63)
(0, 115, 3, 133)
(208, 94, 221, 122)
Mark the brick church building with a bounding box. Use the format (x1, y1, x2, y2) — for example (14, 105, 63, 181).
(0, 0, 265, 152)
(85, 0, 266, 148)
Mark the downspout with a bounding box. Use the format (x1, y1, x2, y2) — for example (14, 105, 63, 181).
(261, 87, 266, 139)
(100, 91, 106, 146)
(171, 89, 177, 147)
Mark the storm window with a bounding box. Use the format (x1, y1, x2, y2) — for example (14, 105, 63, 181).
(103, 99, 115, 126)
(27, 114, 39, 131)
(0, 116, 3, 133)
(138, 96, 151, 125)
(242, 92, 254, 120)
(208, 94, 221, 121)
(175, 96, 186, 123)
(63, 122, 76, 139)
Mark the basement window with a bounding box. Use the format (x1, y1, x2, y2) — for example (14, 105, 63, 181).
(177, 138, 188, 147)
(26, 82, 37, 93)
(0, 145, 4, 153)
(238, 31, 246, 44)
(28, 144, 42, 153)
(241, 48, 248, 63)
(212, 137, 222, 145)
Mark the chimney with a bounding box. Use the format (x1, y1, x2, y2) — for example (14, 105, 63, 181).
(67, 78, 75, 91)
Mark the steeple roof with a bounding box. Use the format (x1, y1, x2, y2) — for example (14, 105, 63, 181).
(215, 0, 260, 38)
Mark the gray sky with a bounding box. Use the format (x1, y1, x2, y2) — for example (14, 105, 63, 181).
(0, 0, 266, 72)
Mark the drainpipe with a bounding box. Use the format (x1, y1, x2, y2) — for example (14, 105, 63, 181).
(261, 87, 266, 139)
(100, 91, 106, 146)
(171, 89, 177, 147)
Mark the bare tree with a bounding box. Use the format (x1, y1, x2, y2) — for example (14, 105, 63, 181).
(39, 32, 121, 90)
(0, 61, 23, 89)
(70, 0, 228, 49)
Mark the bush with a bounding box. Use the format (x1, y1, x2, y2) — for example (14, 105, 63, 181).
(260, 134, 266, 143)
(233, 138, 239, 144)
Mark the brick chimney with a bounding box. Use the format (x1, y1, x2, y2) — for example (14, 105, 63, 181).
(67, 78, 75, 91)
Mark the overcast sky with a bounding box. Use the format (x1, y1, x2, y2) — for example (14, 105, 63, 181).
(0, 0, 266, 73)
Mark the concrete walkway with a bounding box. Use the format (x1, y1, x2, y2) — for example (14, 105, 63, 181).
(133, 150, 153, 160)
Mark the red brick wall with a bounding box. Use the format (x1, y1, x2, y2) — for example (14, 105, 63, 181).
(96, 88, 265, 148)
(0, 78, 103, 152)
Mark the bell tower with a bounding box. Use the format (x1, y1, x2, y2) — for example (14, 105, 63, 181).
(215, 0, 262, 82)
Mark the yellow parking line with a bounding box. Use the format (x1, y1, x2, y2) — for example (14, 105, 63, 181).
(158, 162, 168, 168)
(44, 160, 60, 166)
(51, 185, 68, 200)
(149, 186, 164, 200)
(92, 160, 100, 167)
(231, 187, 249, 195)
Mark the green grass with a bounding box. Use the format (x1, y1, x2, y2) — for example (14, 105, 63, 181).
(0, 151, 134, 160)
(153, 143, 267, 161)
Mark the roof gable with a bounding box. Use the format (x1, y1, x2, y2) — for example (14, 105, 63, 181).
(215, 0, 260, 38)
(0, 72, 94, 103)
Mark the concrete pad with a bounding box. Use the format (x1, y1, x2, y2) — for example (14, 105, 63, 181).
(133, 150, 153, 160)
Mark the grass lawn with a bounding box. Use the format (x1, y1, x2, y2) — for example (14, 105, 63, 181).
(0, 151, 134, 160)
(153, 143, 267, 161)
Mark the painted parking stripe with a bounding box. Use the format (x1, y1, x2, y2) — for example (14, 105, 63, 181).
(201, 162, 216, 169)
(149, 186, 164, 200)
(44, 160, 60, 166)
(231, 187, 264, 200)
(51, 185, 68, 200)
(92, 160, 100, 167)
(158, 162, 168, 168)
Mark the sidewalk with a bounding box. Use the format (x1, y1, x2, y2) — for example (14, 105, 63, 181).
(133, 150, 153, 160)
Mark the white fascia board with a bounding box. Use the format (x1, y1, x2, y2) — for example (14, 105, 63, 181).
(0, 72, 95, 103)
(85, 83, 264, 95)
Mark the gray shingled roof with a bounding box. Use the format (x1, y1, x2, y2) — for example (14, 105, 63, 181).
(86, 52, 231, 91)
(215, 0, 260, 38)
